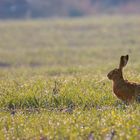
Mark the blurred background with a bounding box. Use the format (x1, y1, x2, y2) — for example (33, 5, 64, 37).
(0, 0, 140, 78)
(0, 0, 140, 19)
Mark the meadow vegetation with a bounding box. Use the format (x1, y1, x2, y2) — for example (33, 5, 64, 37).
(0, 16, 140, 139)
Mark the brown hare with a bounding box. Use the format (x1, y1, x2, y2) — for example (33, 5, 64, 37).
(107, 55, 140, 102)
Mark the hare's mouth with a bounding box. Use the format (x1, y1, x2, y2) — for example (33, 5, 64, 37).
(107, 73, 112, 80)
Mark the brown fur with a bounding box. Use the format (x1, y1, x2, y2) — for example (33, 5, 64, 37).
(107, 55, 140, 102)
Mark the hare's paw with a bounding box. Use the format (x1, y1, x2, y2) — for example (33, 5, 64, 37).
(136, 95, 140, 103)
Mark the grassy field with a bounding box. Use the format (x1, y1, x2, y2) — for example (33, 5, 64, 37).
(0, 16, 140, 140)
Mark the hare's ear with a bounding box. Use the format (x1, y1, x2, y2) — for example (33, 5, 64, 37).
(119, 55, 129, 69)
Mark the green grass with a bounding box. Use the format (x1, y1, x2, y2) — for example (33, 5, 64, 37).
(0, 16, 140, 139)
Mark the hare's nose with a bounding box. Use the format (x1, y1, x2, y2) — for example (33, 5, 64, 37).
(107, 73, 109, 78)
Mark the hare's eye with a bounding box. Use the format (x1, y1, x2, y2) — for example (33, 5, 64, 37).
(111, 71, 114, 75)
